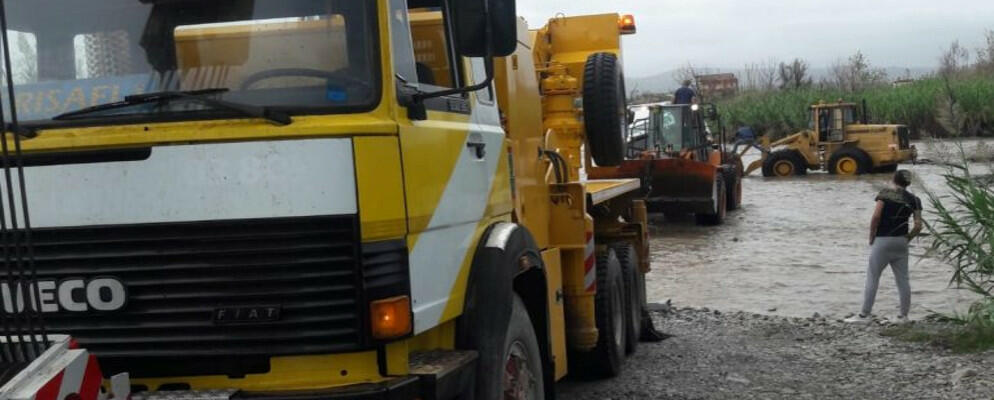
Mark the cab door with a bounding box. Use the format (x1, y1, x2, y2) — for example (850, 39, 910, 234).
(388, 0, 505, 333)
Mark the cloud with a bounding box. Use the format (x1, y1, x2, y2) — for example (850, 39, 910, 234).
(517, 0, 994, 77)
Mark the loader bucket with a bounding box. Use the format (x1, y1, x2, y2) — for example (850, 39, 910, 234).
(744, 159, 764, 176)
(589, 159, 718, 214)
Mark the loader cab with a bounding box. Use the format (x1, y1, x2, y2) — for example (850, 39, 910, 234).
(647, 104, 709, 160)
(627, 117, 650, 158)
(811, 103, 859, 143)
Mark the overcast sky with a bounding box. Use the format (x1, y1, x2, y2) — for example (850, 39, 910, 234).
(518, 0, 994, 78)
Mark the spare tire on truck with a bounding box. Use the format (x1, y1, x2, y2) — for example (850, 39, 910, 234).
(583, 52, 627, 167)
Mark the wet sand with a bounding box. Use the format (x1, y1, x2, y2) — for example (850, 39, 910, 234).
(644, 140, 991, 319)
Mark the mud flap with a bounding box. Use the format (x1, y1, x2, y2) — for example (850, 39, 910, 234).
(639, 308, 672, 342)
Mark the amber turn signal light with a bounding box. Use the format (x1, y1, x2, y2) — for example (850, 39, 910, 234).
(619, 14, 636, 35)
(370, 296, 412, 340)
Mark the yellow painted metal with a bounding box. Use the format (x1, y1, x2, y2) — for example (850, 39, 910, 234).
(495, 18, 552, 249)
(743, 103, 917, 176)
(540, 63, 584, 179)
(540, 248, 568, 380)
(548, 183, 598, 351)
(354, 137, 407, 241)
(10, 2, 649, 390)
(584, 179, 641, 205)
(131, 352, 384, 392)
(532, 14, 624, 83)
(383, 341, 410, 376)
(407, 319, 457, 351)
(12, 115, 396, 154)
(835, 156, 859, 175)
(398, 113, 473, 241)
(631, 200, 651, 274)
(773, 159, 795, 176)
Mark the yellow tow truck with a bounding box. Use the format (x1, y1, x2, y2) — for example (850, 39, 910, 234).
(0, 1, 653, 399)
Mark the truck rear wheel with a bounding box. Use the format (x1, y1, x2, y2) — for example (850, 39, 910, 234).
(612, 242, 642, 355)
(574, 249, 626, 378)
(696, 174, 727, 226)
(828, 147, 872, 175)
(502, 294, 545, 400)
(762, 150, 807, 177)
(582, 52, 627, 167)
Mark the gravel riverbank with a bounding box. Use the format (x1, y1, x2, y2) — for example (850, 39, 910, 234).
(557, 304, 994, 400)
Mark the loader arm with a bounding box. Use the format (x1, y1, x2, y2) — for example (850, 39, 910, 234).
(742, 131, 812, 176)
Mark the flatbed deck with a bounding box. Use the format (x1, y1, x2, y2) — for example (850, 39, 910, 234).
(582, 178, 641, 205)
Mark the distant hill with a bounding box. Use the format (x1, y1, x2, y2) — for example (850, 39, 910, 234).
(626, 66, 935, 94)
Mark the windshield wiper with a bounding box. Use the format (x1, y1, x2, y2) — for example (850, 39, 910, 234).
(52, 88, 292, 125)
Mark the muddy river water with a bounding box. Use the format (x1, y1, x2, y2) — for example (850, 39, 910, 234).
(644, 139, 991, 319)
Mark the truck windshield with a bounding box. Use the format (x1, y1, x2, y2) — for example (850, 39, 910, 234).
(2, 0, 378, 125)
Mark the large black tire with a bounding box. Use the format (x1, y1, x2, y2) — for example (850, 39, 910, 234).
(761, 150, 807, 177)
(501, 294, 546, 400)
(723, 168, 742, 211)
(828, 147, 872, 175)
(575, 249, 626, 378)
(583, 52, 627, 167)
(696, 174, 727, 226)
(459, 224, 547, 400)
(612, 243, 642, 355)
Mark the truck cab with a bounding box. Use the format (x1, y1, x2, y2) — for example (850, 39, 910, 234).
(0, 1, 650, 399)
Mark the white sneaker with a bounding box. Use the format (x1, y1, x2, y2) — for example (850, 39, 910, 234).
(894, 315, 910, 324)
(844, 314, 871, 324)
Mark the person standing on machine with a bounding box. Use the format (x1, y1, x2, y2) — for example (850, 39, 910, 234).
(672, 79, 696, 105)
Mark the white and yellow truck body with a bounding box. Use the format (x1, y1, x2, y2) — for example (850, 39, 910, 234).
(0, 1, 648, 399)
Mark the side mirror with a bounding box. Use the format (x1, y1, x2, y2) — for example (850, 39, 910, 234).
(450, 0, 517, 57)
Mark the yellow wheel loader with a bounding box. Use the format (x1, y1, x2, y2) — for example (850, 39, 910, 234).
(0, 1, 654, 400)
(743, 101, 917, 177)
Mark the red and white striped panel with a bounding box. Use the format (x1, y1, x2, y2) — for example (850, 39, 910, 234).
(2, 338, 104, 400)
(584, 231, 596, 293)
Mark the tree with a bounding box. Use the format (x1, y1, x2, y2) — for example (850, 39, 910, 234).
(672, 62, 699, 88)
(939, 40, 970, 78)
(827, 50, 887, 92)
(777, 58, 812, 90)
(976, 29, 994, 73)
(743, 58, 778, 91)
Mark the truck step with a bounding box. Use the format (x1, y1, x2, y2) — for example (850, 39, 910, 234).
(409, 350, 477, 400)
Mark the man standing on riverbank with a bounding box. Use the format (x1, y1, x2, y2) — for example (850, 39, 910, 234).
(846, 170, 923, 324)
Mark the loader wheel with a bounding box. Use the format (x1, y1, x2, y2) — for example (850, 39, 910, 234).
(723, 169, 742, 211)
(574, 249, 626, 378)
(583, 52, 627, 167)
(612, 242, 641, 355)
(501, 294, 545, 400)
(828, 147, 872, 175)
(762, 150, 807, 177)
(696, 174, 727, 226)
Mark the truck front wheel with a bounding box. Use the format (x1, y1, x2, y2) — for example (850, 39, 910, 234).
(502, 294, 545, 400)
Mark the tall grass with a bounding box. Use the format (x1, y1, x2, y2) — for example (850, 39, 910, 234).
(918, 145, 994, 352)
(718, 75, 994, 139)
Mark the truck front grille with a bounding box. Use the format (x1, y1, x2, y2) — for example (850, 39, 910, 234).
(0, 215, 408, 378)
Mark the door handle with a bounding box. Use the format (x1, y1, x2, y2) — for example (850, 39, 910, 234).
(467, 141, 486, 159)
